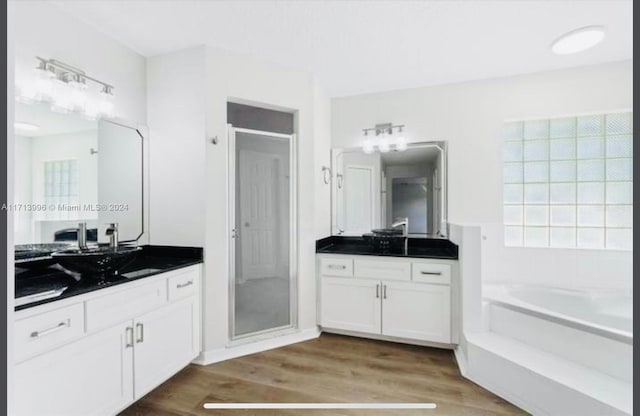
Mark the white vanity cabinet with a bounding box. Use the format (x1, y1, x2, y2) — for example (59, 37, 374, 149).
(318, 255, 457, 346)
(14, 264, 201, 416)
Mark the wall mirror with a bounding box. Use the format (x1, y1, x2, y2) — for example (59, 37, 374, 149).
(14, 101, 144, 246)
(331, 141, 448, 238)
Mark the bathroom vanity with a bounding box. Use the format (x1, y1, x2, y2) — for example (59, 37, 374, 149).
(13, 246, 202, 416)
(316, 236, 459, 347)
(320, 140, 459, 348)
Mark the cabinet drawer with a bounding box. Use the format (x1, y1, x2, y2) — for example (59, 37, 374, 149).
(354, 259, 410, 281)
(86, 279, 167, 332)
(15, 303, 84, 363)
(168, 269, 198, 302)
(320, 257, 353, 277)
(412, 263, 451, 285)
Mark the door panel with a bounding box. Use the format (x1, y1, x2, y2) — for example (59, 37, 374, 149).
(133, 298, 198, 399)
(320, 277, 381, 334)
(382, 281, 451, 343)
(14, 321, 133, 416)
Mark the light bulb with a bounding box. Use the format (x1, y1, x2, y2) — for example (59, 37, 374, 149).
(82, 96, 100, 121)
(395, 135, 407, 151)
(378, 134, 390, 153)
(50, 79, 73, 113)
(362, 136, 374, 154)
(98, 86, 114, 118)
(33, 65, 55, 102)
(68, 76, 87, 112)
(15, 82, 37, 104)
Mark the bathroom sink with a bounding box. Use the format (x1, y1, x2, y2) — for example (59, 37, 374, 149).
(51, 246, 142, 279)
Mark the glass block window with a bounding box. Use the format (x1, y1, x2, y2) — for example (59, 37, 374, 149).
(503, 112, 632, 250)
(44, 159, 79, 219)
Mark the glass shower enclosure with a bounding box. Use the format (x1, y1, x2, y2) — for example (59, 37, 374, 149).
(228, 125, 296, 340)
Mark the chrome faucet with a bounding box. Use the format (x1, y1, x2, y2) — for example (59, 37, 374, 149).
(391, 217, 409, 253)
(105, 223, 119, 249)
(77, 222, 88, 250)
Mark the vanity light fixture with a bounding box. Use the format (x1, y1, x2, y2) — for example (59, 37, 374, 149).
(360, 123, 407, 153)
(551, 26, 606, 55)
(16, 57, 116, 119)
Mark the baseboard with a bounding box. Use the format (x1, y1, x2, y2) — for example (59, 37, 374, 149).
(453, 346, 467, 377)
(322, 327, 456, 350)
(192, 327, 321, 366)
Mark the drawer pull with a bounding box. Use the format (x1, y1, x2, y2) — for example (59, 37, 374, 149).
(136, 323, 144, 343)
(30, 320, 69, 338)
(328, 265, 346, 270)
(125, 326, 134, 348)
(176, 280, 194, 289)
(420, 271, 442, 276)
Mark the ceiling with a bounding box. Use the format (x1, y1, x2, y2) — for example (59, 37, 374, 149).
(15, 102, 97, 137)
(52, 0, 632, 97)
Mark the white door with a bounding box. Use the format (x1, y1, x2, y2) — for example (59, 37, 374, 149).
(343, 165, 374, 234)
(14, 321, 133, 416)
(320, 277, 381, 334)
(239, 150, 280, 280)
(382, 281, 451, 343)
(133, 298, 199, 399)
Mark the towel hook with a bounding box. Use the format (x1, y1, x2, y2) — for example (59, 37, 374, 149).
(321, 166, 331, 184)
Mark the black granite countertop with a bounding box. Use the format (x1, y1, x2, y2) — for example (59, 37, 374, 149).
(316, 236, 458, 259)
(15, 245, 203, 311)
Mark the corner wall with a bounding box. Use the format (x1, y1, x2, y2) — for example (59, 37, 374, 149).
(331, 61, 633, 290)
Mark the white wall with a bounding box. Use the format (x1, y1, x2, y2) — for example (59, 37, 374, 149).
(146, 46, 207, 247)
(314, 82, 332, 238)
(147, 46, 329, 355)
(331, 61, 633, 290)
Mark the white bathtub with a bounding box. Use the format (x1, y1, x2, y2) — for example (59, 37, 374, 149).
(484, 284, 633, 344)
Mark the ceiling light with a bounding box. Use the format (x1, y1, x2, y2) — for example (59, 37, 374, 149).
(14, 121, 40, 132)
(551, 26, 606, 55)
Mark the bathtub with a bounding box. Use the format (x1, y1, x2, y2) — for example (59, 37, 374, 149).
(484, 284, 633, 344)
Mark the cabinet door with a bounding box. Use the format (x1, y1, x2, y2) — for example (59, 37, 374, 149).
(382, 281, 451, 343)
(133, 297, 199, 399)
(14, 321, 134, 416)
(320, 277, 381, 334)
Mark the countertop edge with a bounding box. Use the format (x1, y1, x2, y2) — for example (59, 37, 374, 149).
(15, 260, 203, 312)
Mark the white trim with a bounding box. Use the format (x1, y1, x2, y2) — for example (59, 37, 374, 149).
(321, 328, 456, 350)
(192, 327, 320, 366)
(232, 126, 293, 140)
(453, 346, 467, 376)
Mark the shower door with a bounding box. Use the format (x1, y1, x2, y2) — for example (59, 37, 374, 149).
(228, 125, 296, 340)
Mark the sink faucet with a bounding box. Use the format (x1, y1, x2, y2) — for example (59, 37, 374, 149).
(105, 223, 119, 249)
(77, 222, 88, 250)
(391, 217, 409, 253)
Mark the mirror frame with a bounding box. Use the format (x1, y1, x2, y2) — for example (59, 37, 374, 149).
(330, 141, 448, 238)
(100, 118, 146, 243)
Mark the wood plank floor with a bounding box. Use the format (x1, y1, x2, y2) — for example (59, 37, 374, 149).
(119, 333, 527, 416)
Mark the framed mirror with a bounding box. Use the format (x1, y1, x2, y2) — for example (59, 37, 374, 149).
(14, 101, 144, 246)
(331, 141, 448, 238)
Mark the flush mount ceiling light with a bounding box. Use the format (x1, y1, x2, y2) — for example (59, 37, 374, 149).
(14, 121, 40, 131)
(551, 26, 606, 55)
(361, 123, 407, 153)
(16, 57, 116, 119)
